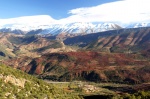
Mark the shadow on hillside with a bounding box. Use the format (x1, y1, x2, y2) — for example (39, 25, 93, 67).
(83, 95, 113, 99)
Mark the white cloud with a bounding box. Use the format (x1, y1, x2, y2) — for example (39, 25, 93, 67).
(58, 0, 150, 24)
(1, 0, 150, 26)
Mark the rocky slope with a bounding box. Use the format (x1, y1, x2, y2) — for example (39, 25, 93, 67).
(0, 63, 82, 99)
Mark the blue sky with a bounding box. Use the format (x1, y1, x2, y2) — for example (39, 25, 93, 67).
(0, 0, 150, 23)
(0, 0, 118, 19)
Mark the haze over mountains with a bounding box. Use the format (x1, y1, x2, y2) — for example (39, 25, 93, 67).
(0, 15, 150, 35)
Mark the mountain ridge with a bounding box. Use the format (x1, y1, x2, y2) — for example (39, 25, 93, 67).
(1, 15, 150, 35)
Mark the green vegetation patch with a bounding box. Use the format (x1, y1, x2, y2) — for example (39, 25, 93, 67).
(0, 64, 82, 99)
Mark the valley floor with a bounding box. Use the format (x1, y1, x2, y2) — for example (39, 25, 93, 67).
(44, 80, 150, 99)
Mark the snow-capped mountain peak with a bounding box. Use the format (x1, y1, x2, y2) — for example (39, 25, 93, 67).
(0, 15, 123, 35)
(126, 22, 150, 28)
(1, 15, 150, 35)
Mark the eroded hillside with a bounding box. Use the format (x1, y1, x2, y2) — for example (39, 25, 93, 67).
(0, 33, 76, 59)
(4, 51, 150, 84)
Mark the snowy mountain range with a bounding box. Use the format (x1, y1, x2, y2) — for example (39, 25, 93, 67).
(0, 15, 149, 35)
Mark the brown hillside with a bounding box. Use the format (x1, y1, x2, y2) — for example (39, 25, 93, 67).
(4, 51, 150, 84)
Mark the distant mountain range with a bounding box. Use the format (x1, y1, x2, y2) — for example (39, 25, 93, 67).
(0, 25, 150, 85)
(0, 15, 150, 35)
